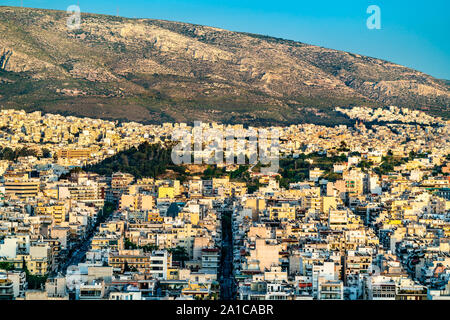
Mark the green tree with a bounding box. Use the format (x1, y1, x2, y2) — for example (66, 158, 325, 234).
(123, 260, 130, 272)
(124, 238, 138, 250)
(168, 246, 189, 265)
(41, 148, 52, 158)
(0, 261, 15, 271)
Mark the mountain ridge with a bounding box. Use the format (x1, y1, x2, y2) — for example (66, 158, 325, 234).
(0, 6, 448, 126)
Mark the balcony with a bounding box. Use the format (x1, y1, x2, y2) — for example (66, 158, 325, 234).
(0, 279, 14, 300)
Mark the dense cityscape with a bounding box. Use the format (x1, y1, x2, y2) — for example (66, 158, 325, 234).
(0, 106, 449, 300)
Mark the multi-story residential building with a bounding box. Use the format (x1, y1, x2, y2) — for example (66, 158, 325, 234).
(0, 108, 449, 300)
(4, 177, 40, 198)
(0, 274, 14, 300)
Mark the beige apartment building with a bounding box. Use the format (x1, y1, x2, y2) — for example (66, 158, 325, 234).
(4, 178, 40, 198)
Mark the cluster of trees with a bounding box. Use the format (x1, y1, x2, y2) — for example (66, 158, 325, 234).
(202, 165, 226, 179)
(168, 246, 189, 266)
(85, 141, 423, 195)
(408, 150, 429, 160)
(85, 142, 266, 185)
(195, 153, 350, 192)
(373, 155, 408, 176)
(0, 147, 39, 161)
(229, 165, 251, 181)
(0, 146, 52, 161)
(26, 273, 48, 290)
(124, 238, 158, 253)
(85, 142, 182, 179)
(278, 153, 347, 186)
(202, 163, 256, 181)
(357, 160, 374, 172)
(0, 261, 15, 271)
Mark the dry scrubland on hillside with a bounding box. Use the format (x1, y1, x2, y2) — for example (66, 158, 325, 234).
(0, 6, 448, 125)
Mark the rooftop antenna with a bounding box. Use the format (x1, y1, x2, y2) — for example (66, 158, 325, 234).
(116, 6, 119, 17)
(20, 0, 23, 7)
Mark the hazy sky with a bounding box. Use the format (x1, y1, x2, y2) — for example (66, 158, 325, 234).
(2, 0, 450, 79)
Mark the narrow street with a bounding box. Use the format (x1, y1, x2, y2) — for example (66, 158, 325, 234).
(219, 208, 236, 300)
(58, 230, 94, 275)
(56, 203, 116, 276)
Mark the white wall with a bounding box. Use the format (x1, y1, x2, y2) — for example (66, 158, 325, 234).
(0, 238, 18, 259)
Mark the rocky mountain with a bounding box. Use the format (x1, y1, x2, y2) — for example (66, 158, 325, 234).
(0, 6, 448, 125)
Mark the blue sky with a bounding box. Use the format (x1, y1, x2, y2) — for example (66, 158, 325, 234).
(2, 0, 450, 79)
